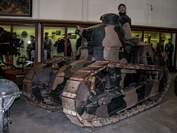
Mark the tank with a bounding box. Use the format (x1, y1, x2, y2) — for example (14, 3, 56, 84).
(22, 13, 171, 127)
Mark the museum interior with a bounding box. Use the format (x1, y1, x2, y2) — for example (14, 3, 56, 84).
(0, 0, 177, 133)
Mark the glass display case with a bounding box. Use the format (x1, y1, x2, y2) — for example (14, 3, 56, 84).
(67, 27, 80, 57)
(0, 19, 177, 71)
(13, 26, 36, 66)
(132, 30, 143, 41)
(144, 31, 160, 50)
(0, 25, 10, 31)
(161, 32, 171, 44)
(0, 25, 11, 67)
(0, 24, 37, 68)
(42, 26, 80, 60)
(43, 26, 66, 60)
(161, 32, 176, 68)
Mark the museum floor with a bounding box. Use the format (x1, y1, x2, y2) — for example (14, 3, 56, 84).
(9, 72, 177, 133)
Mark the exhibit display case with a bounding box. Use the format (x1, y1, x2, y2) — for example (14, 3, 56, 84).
(13, 26, 36, 66)
(0, 25, 11, 67)
(0, 19, 177, 71)
(132, 26, 177, 71)
(43, 26, 66, 60)
(40, 20, 93, 61)
(132, 30, 143, 40)
(0, 20, 38, 67)
(42, 26, 80, 60)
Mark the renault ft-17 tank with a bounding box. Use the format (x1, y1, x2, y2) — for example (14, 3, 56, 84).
(22, 13, 171, 127)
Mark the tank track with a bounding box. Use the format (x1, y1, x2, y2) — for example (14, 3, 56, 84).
(62, 61, 171, 127)
(22, 56, 74, 110)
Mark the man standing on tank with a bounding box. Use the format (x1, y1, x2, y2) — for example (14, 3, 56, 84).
(165, 38, 174, 66)
(118, 3, 131, 28)
(118, 3, 133, 42)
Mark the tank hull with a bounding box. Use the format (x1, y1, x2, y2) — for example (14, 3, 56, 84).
(22, 57, 170, 127)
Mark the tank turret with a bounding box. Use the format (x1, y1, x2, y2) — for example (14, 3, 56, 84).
(76, 13, 160, 66)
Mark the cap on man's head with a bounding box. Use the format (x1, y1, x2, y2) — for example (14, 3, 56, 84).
(45, 32, 48, 34)
(147, 34, 151, 39)
(168, 38, 171, 40)
(118, 3, 126, 10)
(68, 33, 71, 36)
(30, 35, 35, 38)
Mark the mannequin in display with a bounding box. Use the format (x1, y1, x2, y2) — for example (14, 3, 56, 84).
(156, 37, 165, 56)
(156, 37, 168, 65)
(54, 38, 64, 53)
(76, 34, 82, 51)
(66, 33, 72, 56)
(44, 32, 52, 60)
(165, 38, 174, 66)
(30, 35, 35, 62)
(27, 35, 35, 61)
(145, 34, 154, 51)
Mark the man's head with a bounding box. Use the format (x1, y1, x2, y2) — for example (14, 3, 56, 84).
(168, 38, 172, 43)
(30, 35, 35, 40)
(67, 33, 71, 39)
(118, 3, 126, 13)
(45, 32, 49, 38)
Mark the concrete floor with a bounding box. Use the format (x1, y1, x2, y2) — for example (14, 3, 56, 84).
(9, 73, 177, 133)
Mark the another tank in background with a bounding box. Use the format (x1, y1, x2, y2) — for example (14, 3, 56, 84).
(0, 79, 21, 133)
(22, 13, 171, 127)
